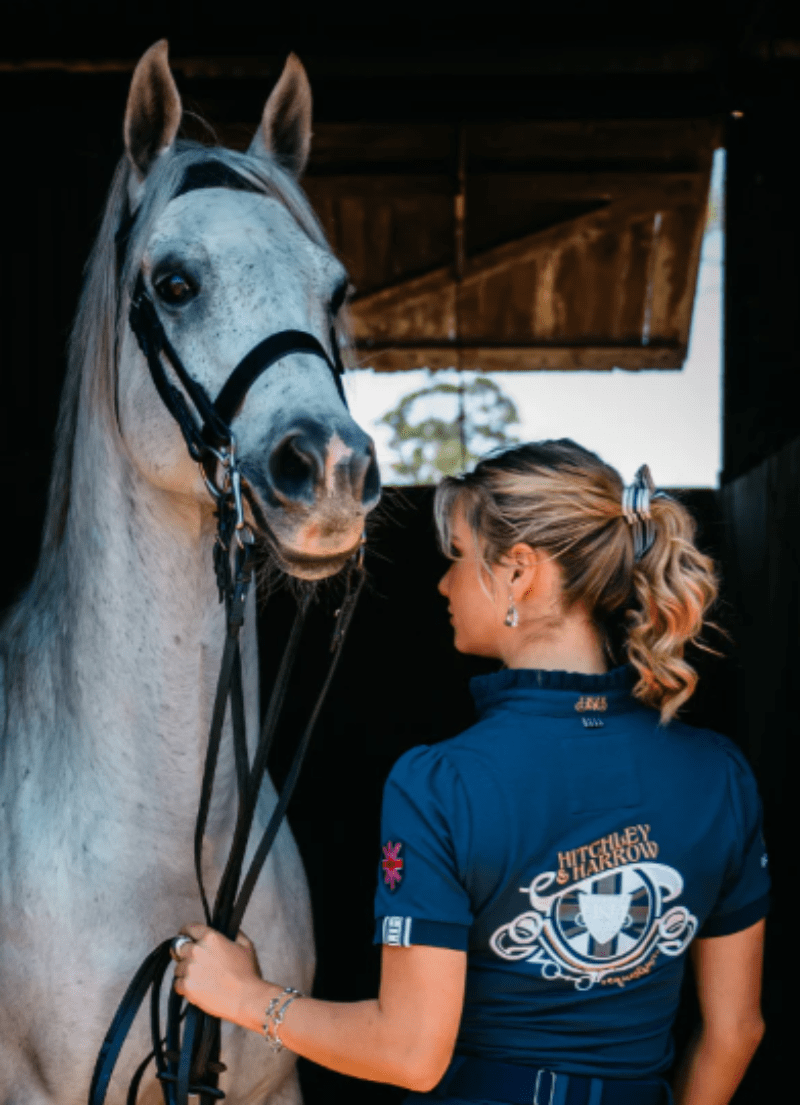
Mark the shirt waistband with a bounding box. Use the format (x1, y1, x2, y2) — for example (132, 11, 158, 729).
(433, 1056, 671, 1105)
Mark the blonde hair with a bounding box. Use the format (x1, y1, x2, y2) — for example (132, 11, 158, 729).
(434, 440, 719, 723)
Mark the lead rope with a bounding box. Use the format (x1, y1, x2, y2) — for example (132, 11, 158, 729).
(89, 445, 366, 1105)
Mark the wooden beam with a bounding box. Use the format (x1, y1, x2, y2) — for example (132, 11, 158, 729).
(0, 57, 276, 76)
(306, 119, 721, 171)
(307, 170, 704, 201)
(350, 173, 705, 320)
(349, 343, 686, 372)
(0, 45, 721, 78)
(303, 174, 456, 199)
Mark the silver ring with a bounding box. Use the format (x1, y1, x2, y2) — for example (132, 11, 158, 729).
(170, 935, 194, 962)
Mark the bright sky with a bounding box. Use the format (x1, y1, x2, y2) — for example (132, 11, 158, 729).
(343, 150, 725, 489)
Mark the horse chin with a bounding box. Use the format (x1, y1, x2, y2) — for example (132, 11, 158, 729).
(272, 540, 362, 581)
(242, 487, 368, 580)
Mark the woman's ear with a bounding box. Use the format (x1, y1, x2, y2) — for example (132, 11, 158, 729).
(507, 543, 538, 574)
(504, 543, 547, 599)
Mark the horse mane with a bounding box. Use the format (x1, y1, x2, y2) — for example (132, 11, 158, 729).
(2, 138, 347, 661)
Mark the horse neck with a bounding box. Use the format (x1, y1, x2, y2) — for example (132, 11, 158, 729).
(30, 397, 257, 837)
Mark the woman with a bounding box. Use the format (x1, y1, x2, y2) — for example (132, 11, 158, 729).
(173, 440, 769, 1105)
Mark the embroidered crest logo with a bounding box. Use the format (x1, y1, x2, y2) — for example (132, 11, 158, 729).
(381, 841, 404, 891)
(490, 824, 697, 991)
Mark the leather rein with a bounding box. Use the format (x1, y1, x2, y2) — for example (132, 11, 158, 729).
(88, 160, 365, 1105)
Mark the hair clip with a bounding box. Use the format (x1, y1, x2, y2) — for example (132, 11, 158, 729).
(622, 465, 660, 560)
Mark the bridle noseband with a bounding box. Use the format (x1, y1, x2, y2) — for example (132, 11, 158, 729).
(129, 270, 348, 544)
(89, 160, 366, 1105)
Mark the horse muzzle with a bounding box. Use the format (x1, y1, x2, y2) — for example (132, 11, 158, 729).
(241, 416, 381, 580)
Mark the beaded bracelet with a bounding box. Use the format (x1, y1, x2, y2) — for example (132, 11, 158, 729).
(263, 986, 304, 1052)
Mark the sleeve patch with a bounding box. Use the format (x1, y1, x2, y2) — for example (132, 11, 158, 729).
(375, 916, 470, 950)
(381, 840, 404, 891)
(383, 916, 413, 946)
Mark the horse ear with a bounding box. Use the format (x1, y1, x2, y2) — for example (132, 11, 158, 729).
(124, 40, 182, 189)
(249, 54, 312, 178)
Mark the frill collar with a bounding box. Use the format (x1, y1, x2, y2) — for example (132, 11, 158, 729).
(470, 665, 639, 719)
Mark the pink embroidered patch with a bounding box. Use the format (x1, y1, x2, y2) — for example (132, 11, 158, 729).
(381, 841, 404, 890)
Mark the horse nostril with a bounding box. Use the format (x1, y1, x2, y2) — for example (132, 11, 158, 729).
(343, 439, 381, 506)
(269, 433, 322, 503)
(361, 448, 381, 506)
(267, 424, 381, 507)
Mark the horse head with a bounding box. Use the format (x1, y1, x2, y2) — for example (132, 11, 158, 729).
(116, 41, 380, 580)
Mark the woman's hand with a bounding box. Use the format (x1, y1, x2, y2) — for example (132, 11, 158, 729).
(172, 923, 263, 1026)
(171, 929, 467, 1090)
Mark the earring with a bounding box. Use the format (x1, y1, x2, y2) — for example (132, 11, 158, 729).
(504, 591, 519, 628)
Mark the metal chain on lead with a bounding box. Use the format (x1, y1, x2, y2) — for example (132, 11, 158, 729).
(207, 434, 256, 606)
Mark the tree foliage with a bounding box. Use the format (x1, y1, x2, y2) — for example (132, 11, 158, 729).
(380, 375, 521, 484)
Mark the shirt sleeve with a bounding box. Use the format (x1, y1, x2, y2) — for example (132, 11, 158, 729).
(374, 745, 473, 951)
(700, 747, 771, 937)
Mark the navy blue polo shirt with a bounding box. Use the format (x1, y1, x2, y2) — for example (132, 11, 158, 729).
(374, 667, 770, 1078)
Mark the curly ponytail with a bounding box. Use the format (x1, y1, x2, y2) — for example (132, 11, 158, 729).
(434, 439, 719, 723)
(626, 495, 718, 721)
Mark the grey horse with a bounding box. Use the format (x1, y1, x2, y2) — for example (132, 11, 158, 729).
(0, 39, 379, 1105)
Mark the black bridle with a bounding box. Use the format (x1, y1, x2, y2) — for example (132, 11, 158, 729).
(89, 161, 365, 1105)
(124, 160, 348, 450)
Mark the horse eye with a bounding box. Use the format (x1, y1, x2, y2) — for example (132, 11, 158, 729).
(330, 280, 352, 317)
(154, 272, 197, 306)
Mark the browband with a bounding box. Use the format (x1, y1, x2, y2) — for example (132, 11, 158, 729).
(116, 159, 264, 275)
(174, 161, 263, 199)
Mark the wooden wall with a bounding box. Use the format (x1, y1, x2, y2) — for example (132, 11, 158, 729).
(717, 438, 797, 1078)
(302, 120, 718, 372)
(718, 67, 800, 1082)
(719, 438, 798, 802)
(724, 98, 800, 481)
